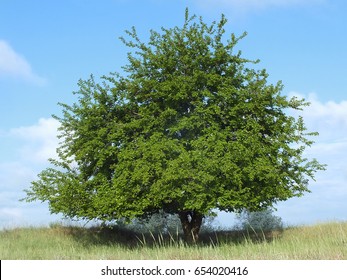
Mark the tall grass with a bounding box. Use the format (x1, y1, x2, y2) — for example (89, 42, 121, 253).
(1, 221, 346, 259)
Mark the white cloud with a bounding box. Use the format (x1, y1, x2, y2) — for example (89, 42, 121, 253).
(274, 92, 347, 224)
(292, 92, 347, 176)
(290, 92, 347, 142)
(0, 162, 35, 192)
(0, 40, 46, 85)
(0, 207, 22, 220)
(0, 204, 59, 229)
(0, 118, 62, 229)
(10, 118, 61, 164)
(0, 207, 24, 229)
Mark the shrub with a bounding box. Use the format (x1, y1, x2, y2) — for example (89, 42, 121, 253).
(235, 209, 283, 231)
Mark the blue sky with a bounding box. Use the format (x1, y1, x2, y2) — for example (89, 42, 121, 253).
(1, 0, 347, 229)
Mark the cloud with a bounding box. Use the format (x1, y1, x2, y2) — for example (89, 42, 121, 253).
(274, 92, 347, 225)
(291, 92, 347, 175)
(0, 203, 58, 229)
(0, 207, 22, 220)
(10, 118, 61, 164)
(0, 162, 35, 192)
(0, 118, 62, 229)
(193, 0, 324, 15)
(0, 40, 46, 85)
(290, 92, 347, 142)
(0, 207, 24, 229)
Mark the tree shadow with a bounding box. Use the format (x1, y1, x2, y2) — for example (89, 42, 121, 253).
(62, 225, 284, 249)
(61, 225, 141, 248)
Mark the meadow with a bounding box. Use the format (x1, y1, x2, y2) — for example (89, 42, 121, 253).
(1, 221, 347, 260)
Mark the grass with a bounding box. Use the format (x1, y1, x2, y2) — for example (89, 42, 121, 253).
(1, 221, 346, 259)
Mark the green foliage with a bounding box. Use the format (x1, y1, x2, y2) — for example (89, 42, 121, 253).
(23, 9, 325, 238)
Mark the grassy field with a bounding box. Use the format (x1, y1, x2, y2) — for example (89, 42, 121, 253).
(1, 221, 346, 259)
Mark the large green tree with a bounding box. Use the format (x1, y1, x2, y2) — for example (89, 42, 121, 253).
(24, 10, 325, 242)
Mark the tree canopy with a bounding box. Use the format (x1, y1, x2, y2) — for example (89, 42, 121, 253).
(23, 10, 325, 242)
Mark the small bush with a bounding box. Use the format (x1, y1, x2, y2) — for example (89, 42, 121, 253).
(235, 209, 283, 231)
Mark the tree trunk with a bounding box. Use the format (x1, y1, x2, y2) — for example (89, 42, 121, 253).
(179, 211, 203, 244)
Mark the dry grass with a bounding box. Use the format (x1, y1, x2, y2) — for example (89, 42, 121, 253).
(1, 221, 346, 259)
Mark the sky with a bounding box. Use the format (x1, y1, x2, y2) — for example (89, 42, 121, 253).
(1, 0, 347, 229)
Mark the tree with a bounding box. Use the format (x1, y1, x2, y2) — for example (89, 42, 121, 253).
(23, 9, 325, 243)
